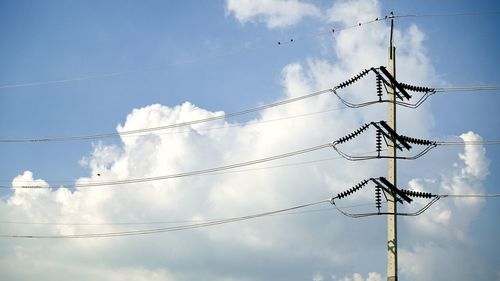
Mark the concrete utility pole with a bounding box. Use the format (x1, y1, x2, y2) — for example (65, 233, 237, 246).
(386, 18, 398, 281)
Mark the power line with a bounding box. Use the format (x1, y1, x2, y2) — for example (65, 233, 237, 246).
(0, 202, 377, 226)
(254, 10, 500, 47)
(440, 194, 500, 198)
(435, 86, 500, 92)
(1, 67, 497, 144)
(437, 140, 500, 146)
(1, 10, 497, 91)
(0, 67, 370, 143)
(0, 154, 344, 185)
(331, 193, 500, 219)
(0, 88, 333, 143)
(329, 120, 500, 161)
(1, 148, 388, 186)
(4, 137, 498, 188)
(0, 67, 376, 143)
(276, 13, 396, 46)
(2, 142, 332, 189)
(126, 106, 348, 138)
(0, 105, 348, 146)
(0, 13, 397, 91)
(327, 66, 500, 110)
(394, 11, 500, 19)
(1, 193, 498, 238)
(332, 197, 441, 218)
(0, 199, 330, 238)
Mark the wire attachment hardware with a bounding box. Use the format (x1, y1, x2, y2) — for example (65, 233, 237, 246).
(337, 69, 372, 89)
(379, 66, 412, 100)
(330, 121, 438, 161)
(400, 189, 436, 199)
(376, 74, 383, 101)
(399, 82, 435, 93)
(375, 128, 383, 156)
(399, 135, 436, 146)
(336, 179, 370, 199)
(333, 66, 437, 109)
(375, 184, 382, 211)
(335, 123, 370, 144)
(330, 177, 441, 218)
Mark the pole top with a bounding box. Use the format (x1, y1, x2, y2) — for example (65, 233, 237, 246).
(389, 12, 395, 58)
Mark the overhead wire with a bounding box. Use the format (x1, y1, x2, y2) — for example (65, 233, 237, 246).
(135, 105, 348, 138)
(329, 121, 500, 161)
(0, 12, 399, 91)
(329, 121, 432, 161)
(3, 136, 499, 188)
(0, 147, 386, 187)
(1, 193, 498, 237)
(333, 85, 500, 110)
(1, 11, 498, 186)
(0, 69, 149, 90)
(0, 105, 349, 146)
(329, 66, 500, 110)
(435, 86, 500, 93)
(437, 140, 500, 146)
(1, 80, 498, 144)
(0, 88, 334, 143)
(0, 199, 330, 238)
(333, 139, 500, 161)
(331, 192, 500, 219)
(1, 10, 499, 236)
(275, 13, 396, 46)
(2, 11, 498, 91)
(440, 194, 500, 198)
(393, 11, 500, 19)
(0, 201, 379, 226)
(331, 196, 441, 218)
(0, 65, 397, 143)
(0, 10, 497, 96)
(0, 14, 423, 144)
(0, 142, 333, 189)
(1, 17, 387, 143)
(258, 10, 500, 46)
(0, 153, 344, 185)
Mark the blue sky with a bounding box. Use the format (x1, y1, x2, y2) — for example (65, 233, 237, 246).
(0, 1, 499, 280)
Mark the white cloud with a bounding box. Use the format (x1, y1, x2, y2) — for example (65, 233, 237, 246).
(11, 170, 49, 189)
(366, 272, 383, 281)
(400, 131, 490, 280)
(226, 0, 321, 28)
(335, 272, 383, 281)
(313, 272, 324, 281)
(458, 132, 489, 180)
(327, 0, 379, 25)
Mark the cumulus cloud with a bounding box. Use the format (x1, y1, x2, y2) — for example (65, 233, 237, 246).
(458, 132, 489, 180)
(335, 272, 383, 281)
(399, 131, 490, 280)
(226, 0, 321, 28)
(0, 1, 493, 281)
(11, 170, 49, 189)
(327, 0, 380, 25)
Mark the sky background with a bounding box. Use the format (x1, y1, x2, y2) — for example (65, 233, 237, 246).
(0, 1, 499, 281)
